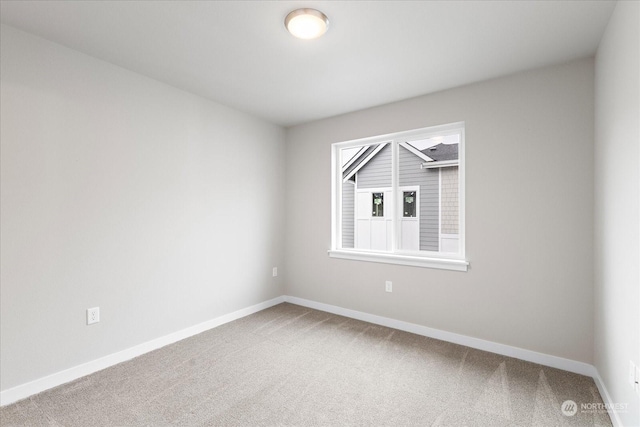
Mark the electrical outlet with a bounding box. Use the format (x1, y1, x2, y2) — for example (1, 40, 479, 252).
(87, 307, 100, 325)
(385, 281, 392, 292)
(272, 267, 278, 277)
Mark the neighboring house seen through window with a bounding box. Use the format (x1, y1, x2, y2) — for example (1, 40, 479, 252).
(330, 122, 468, 271)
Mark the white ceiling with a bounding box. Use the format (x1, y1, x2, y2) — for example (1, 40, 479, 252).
(0, 1, 615, 127)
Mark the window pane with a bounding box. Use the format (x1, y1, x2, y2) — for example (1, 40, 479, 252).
(403, 191, 416, 217)
(372, 193, 384, 217)
(340, 143, 392, 251)
(333, 124, 463, 259)
(399, 137, 459, 252)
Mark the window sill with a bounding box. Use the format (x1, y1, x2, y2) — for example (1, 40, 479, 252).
(327, 250, 469, 272)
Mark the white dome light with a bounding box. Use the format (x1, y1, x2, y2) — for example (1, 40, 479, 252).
(285, 9, 329, 40)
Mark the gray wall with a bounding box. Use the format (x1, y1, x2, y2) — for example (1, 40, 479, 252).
(594, 1, 640, 426)
(0, 25, 286, 391)
(285, 58, 595, 364)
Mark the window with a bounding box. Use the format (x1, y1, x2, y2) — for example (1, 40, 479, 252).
(372, 193, 384, 217)
(330, 122, 468, 271)
(403, 191, 416, 217)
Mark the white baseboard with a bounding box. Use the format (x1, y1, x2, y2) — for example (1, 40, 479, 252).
(592, 370, 625, 427)
(0, 296, 285, 407)
(2, 293, 625, 426)
(283, 296, 637, 425)
(283, 295, 596, 377)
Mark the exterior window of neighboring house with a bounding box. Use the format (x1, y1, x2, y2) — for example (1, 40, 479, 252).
(403, 191, 417, 217)
(372, 193, 384, 217)
(330, 122, 468, 271)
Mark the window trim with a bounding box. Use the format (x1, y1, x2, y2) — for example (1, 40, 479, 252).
(371, 192, 385, 217)
(401, 187, 419, 219)
(327, 249, 469, 271)
(330, 122, 468, 272)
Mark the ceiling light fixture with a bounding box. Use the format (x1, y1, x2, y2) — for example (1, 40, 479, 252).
(285, 9, 329, 40)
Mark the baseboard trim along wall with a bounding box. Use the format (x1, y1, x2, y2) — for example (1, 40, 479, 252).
(1, 294, 622, 426)
(592, 371, 624, 427)
(284, 296, 626, 426)
(283, 296, 595, 376)
(0, 296, 285, 407)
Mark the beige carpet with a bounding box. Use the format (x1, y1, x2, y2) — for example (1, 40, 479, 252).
(1, 303, 612, 426)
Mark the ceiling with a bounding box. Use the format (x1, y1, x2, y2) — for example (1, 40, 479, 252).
(0, 1, 616, 127)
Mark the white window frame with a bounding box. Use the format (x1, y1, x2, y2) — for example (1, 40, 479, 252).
(329, 122, 468, 272)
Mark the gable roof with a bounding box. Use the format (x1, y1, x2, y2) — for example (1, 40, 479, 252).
(343, 142, 460, 181)
(342, 144, 388, 181)
(421, 143, 458, 161)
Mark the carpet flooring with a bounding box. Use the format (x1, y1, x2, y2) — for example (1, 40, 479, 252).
(1, 303, 612, 426)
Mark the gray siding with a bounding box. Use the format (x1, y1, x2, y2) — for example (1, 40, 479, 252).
(399, 146, 439, 251)
(347, 144, 440, 252)
(341, 181, 355, 248)
(356, 144, 392, 189)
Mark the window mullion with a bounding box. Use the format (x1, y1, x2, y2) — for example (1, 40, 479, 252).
(331, 121, 466, 266)
(332, 145, 340, 250)
(391, 140, 399, 253)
